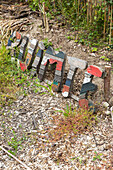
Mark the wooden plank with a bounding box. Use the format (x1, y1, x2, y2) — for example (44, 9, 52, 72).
(46, 46, 55, 55)
(67, 69, 75, 80)
(55, 51, 66, 59)
(53, 75, 61, 83)
(7, 32, 14, 47)
(18, 36, 29, 61)
(79, 99, 89, 110)
(65, 79, 71, 86)
(62, 67, 77, 98)
(56, 61, 63, 71)
(24, 39, 38, 69)
(55, 70, 62, 76)
(67, 56, 88, 70)
(87, 65, 105, 78)
(80, 82, 97, 95)
(44, 53, 64, 62)
(83, 72, 93, 84)
(16, 32, 21, 40)
(62, 56, 87, 98)
(52, 82, 60, 92)
(38, 41, 45, 50)
(70, 94, 79, 101)
(62, 85, 70, 97)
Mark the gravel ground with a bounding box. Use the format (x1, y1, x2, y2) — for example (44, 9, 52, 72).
(0, 79, 113, 169)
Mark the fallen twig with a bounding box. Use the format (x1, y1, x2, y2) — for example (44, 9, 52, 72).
(0, 146, 32, 170)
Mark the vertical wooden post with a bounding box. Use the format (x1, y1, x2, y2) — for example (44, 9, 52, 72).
(43, 2, 46, 28)
(104, 66, 111, 102)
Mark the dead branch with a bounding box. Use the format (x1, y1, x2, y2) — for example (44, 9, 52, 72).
(0, 146, 32, 170)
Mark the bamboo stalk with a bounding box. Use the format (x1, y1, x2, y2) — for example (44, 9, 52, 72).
(90, 0, 92, 23)
(109, 4, 112, 44)
(87, 0, 89, 24)
(0, 146, 31, 170)
(104, 0, 106, 39)
(43, 2, 46, 28)
(78, 0, 80, 16)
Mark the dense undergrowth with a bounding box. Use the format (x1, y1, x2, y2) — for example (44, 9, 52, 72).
(0, 45, 53, 110)
(25, 0, 113, 47)
(0, 46, 19, 108)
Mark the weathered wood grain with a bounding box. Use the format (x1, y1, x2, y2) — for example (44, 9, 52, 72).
(18, 36, 29, 61)
(67, 56, 88, 70)
(24, 39, 38, 69)
(83, 72, 93, 84)
(80, 82, 97, 95)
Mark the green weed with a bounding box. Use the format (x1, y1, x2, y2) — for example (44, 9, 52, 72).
(49, 105, 97, 141)
(8, 130, 26, 156)
(93, 151, 102, 161)
(100, 56, 110, 61)
(42, 38, 52, 49)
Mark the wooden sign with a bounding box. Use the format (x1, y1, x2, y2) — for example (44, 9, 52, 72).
(7, 32, 14, 48)
(38, 47, 66, 92)
(87, 65, 105, 78)
(7, 31, 22, 50)
(30, 41, 45, 76)
(12, 31, 22, 48)
(78, 71, 97, 112)
(62, 56, 88, 97)
(20, 39, 38, 71)
(79, 99, 89, 110)
(83, 72, 93, 84)
(79, 99, 95, 112)
(25, 39, 38, 69)
(80, 82, 97, 95)
(67, 56, 88, 70)
(31, 49, 44, 76)
(18, 36, 29, 61)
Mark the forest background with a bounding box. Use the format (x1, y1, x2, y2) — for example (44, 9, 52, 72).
(22, 0, 113, 48)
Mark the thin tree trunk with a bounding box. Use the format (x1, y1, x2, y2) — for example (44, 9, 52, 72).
(104, 0, 106, 39)
(109, 4, 112, 44)
(87, 0, 89, 24)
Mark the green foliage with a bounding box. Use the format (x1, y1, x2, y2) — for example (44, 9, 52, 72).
(93, 151, 102, 161)
(0, 45, 53, 109)
(0, 46, 18, 107)
(49, 105, 97, 141)
(42, 38, 52, 49)
(91, 47, 98, 52)
(8, 130, 26, 156)
(100, 56, 110, 61)
(26, 0, 112, 46)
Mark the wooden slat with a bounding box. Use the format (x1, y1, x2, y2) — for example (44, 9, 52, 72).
(67, 56, 88, 70)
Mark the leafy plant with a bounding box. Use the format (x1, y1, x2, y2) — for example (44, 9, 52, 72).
(8, 130, 26, 156)
(91, 47, 98, 52)
(42, 38, 52, 49)
(93, 151, 102, 161)
(100, 56, 110, 61)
